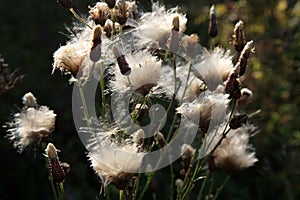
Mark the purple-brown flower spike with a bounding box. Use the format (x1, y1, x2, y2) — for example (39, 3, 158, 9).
(208, 5, 218, 38)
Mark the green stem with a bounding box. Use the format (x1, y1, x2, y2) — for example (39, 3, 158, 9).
(197, 171, 209, 200)
(78, 83, 91, 125)
(49, 177, 59, 200)
(212, 175, 230, 200)
(69, 8, 92, 29)
(100, 63, 107, 118)
(139, 172, 153, 200)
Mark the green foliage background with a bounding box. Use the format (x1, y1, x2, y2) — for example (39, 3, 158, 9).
(0, 0, 299, 199)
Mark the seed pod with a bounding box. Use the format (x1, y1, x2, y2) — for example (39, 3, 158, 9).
(155, 132, 166, 148)
(234, 41, 254, 76)
(208, 5, 218, 38)
(229, 114, 249, 129)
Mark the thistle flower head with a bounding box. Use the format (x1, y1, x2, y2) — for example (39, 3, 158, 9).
(52, 42, 88, 77)
(192, 47, 234, 91)
(213, 125, 258, 174)
(176, 91, 229, 132)
(89, 2, 110, 26)
(138, 3, 187, 48)
(5, 92, 56, 152)
(88, 136, 144, 189)
(111, 50, 162, 96)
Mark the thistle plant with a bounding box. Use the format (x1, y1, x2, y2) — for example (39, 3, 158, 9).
(4, 0, 259, 199)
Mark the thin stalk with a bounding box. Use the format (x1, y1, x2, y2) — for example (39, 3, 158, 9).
(58, 183, 65, 199)
(100, 63, 107, 118)
(197, 171, 210, 200)
(78, 83, 91, 125)
(208, 171, 215, 196)
(138, 172, 153, 200)
(69, 8, 92, 29)
(119, 190, 123, 200)
(49, 177, 59, 200)
(170, 163, 174, 200)
(212, 175, 230, 200)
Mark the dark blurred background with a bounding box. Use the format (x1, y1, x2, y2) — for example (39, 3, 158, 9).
(0, 0, 299, 199)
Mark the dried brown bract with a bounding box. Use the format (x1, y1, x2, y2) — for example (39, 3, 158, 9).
(0, 55, 24, 96)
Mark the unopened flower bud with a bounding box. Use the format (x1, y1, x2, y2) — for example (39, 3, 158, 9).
(103, 0, 116, 9)
(229, 114, 249, 129)
(208, 5, 218, 38)
(45, 143, 68, 183)
(132, 129, 145, 147)
(232, 20, 246, 52)
(57, 0, 73, 9)
(155, 132, 166, 148)
(112, 46, 131, 75)
(234, 41, 254, 76)
(224, 73, 241, 99)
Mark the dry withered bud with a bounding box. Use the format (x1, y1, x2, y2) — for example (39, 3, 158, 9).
(112, 46, 131, 75)
(0, 55, 24, 96)
(90, 25, 102, 62)
(103, 0, 116, 9)
(115, 1, 129, 26)
(224, 73, 241, 99)
(103, 19, 114, 38)
(155, 132, 166, 148)
(229, 114, 249, 129)
(89, 2, 110, 26)
(57, 0, 73, 9)
(208, 5, 218, 38)
(232, 20, 246, 52)
(234, 41, 254, 76)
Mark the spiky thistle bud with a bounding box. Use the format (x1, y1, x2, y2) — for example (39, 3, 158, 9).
(112, 46, 131, 76)
(234, 40, 254, 76)
(232, 20, 246, 52)
(45, 143, 69, 183)
(57, 0, 73, 9)
(224, 73, 241, 99)
(229, 114, 249, 129)
(208, 5, 218, 38)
